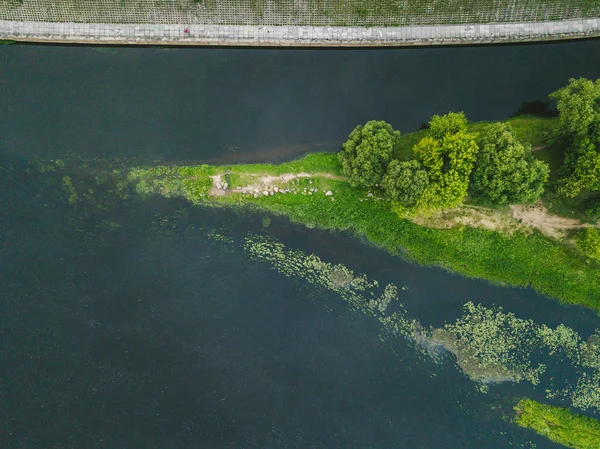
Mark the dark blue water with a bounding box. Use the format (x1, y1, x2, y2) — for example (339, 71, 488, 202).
(2, 40, 600, 448)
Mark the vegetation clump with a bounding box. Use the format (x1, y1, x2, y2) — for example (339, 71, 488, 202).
(382, 159, 429, 207)
(550, 78, 600, 198)
(413, 112, 479, 210)
(470, 123, 549, 204)
(338, 120, 400, 188)
(576, 228, 600, 260)
(514, 399, 600, 449)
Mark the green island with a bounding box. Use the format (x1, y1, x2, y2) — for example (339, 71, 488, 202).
(42, 78, 600, 311)
(515, 399, 600, 449)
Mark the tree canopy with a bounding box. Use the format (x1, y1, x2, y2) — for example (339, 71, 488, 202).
(550, 78, 600, 198)
(338, 120, 400, 188)
(470, 123, 549, 204)
(413, 113, 479, 210)
(549, 78, 600, 144)
(576, 228, 600, 260)
(382, 159, 429, 207)
(557, 137, 600, 198)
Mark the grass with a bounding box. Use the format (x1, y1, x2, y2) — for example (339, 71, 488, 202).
(514, 399, 600, 449)
(1, 0, 599, 26)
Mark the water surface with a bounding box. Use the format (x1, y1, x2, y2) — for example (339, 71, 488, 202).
(2, 40, 600, 448)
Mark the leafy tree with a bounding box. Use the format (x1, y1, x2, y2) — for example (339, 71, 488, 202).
(338, 120, 401, 188)
(549, 78, 600, 143)
(413, 113, 479, 210)
(471, 123, 549, 204)
(550, 78, 600, 197)
(428, 112, 468, 141)
(382, 159, 429, 206)
(557, 137, 600, 197)
(576, 228, 600, 260)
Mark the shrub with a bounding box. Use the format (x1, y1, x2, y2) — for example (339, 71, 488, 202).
(338, 120, 401, 188)
(576, 228, 600, 260)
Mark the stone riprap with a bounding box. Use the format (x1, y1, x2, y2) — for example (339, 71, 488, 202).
(1, 18, 600, 46)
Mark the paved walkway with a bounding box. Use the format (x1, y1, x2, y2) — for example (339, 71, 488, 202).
(1, 18, 600, 46)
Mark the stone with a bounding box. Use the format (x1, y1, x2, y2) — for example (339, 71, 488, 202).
(263, 191, 269, 196)
(325, 190, 333, 196)
(274, 187, 279, 192)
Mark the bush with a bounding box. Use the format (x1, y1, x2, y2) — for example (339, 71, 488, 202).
(414, 113, 479, 210)
(382, 159, 429, 206)
(338, 120, 401, 188)
(576, 228, 600, 260)
(470, 123, 549, 204)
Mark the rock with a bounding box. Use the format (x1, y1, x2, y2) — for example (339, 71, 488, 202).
(274, 187, 279, 192)
(270, 191, 274, 196)
(215, 181, 222, 189)
(308, 191, 312, 195)
(222, 182, 228, 190)
(253, 193, 258, 198)
(263, 191, 269, 196)
(367, 192, 374, 197)
(325, 191, 333, 196)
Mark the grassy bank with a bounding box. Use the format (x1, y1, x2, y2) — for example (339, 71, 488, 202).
(1, 0, 599, 26)
(514, 399, 600, 449)
(124, 148, 600, 311)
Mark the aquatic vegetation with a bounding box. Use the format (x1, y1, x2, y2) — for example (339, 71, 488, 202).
(515, 399, 600, 449)
(127, 164, 213, 202)
(431, 303, 547, 384)
(241, 234, 600, 408)
(61, 175, 78, 204)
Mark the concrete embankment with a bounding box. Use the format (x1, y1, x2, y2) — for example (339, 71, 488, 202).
(1, 18, 600, 47)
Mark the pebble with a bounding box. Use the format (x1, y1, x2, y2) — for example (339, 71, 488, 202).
(325, 191, 333, 196)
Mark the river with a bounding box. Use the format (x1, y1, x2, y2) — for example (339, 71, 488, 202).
(2, 40, 600, 448)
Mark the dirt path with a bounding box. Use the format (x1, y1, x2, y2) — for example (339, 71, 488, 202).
(510, 204, 593, 238)
(210, 172, 345, 197)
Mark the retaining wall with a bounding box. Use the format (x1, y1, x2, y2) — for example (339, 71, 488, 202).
(2, 18, 600, 46)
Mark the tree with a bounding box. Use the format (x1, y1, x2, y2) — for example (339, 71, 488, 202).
(470, 123, 549, 204)
(549, 78, 600, 143)
(382, 160, 429, 206)
(428, 112, 468, 141)
(557, 137, 600, 197)
(576, 228, 600, 260)
(413, 113, 479, 210)
(550, 78, 600, 197)
(338, 120, 401, 188)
